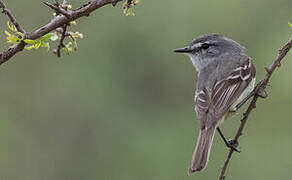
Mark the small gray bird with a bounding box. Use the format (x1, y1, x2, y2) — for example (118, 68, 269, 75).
(174, 34, 256, 173)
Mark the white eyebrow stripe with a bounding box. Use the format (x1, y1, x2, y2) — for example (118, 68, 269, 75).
(192, 43, 202, 48)
(191, 40, 215, 49)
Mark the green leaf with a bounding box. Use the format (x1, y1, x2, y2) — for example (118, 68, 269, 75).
(16, 32, 24, 40)
(9, 44, 17, 48)
(41, 42, 50, 50)
(50, 33, 58, 41)
(4, 30, 11, 36)
(40, 33, 53, 42)
(7, 21, 16, 32)
(34, 42, 41, 49)
(24, 39, 38, 44)
(63, 42, 73, 55)
(25, 45, 35, 50)
(6, 34, 20, 43)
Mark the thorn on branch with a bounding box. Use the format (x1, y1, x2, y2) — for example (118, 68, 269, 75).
(75, 2, 91, 11)
(43, 1, 71, 19)
(54, 0, 59, 6)
(0, 0, 124, 63)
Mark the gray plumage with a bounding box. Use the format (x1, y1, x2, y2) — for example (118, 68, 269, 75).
(174, 34, 256, 173)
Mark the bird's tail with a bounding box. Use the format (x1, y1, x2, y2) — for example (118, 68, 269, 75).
(188, 125, 216, 174)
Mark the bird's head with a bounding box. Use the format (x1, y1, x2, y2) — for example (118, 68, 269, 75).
(174, 34, 246, 71)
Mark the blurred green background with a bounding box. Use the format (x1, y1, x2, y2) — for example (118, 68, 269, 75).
(0, 0, 291, 179)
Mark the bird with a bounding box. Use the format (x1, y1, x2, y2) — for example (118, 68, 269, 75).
(174, 34, 256, 174)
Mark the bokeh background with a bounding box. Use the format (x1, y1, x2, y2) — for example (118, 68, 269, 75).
(0, 0, 291, 179)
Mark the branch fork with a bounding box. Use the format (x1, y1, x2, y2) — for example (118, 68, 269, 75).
(0, 0, 123, 64)
(43, 1, 72, 19)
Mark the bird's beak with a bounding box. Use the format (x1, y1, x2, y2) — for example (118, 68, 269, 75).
(173, 46, 192, 53)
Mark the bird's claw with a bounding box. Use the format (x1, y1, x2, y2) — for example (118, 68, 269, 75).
(256, 90, 268, 99)
(226, 140, 241, 153)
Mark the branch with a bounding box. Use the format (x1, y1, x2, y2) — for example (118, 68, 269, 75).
(43, 1, 72, 19)
(55, 25, 67, 57)
(0, 0, 123, 65)
(218, 37, 292, 180)
(0, 1, 25, 33)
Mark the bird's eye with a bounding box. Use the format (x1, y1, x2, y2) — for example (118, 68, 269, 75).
(201, 43, 210, 49)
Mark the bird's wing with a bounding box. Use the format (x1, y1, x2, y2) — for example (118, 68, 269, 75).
(194, 58, 255, 129)
(194, 88, 214, 129)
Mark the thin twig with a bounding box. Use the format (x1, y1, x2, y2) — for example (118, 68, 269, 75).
(43, 1, 71, 19)
(55, 25, 67, 57)
(54, 0, 59, 6)
(0, 0, 123, 65)
(0, 1, 25, 33)
(218, 37, 292, 180)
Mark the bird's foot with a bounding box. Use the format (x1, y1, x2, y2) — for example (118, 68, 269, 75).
(226, 139, 241, 153)
(256, 90, 268, 99)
